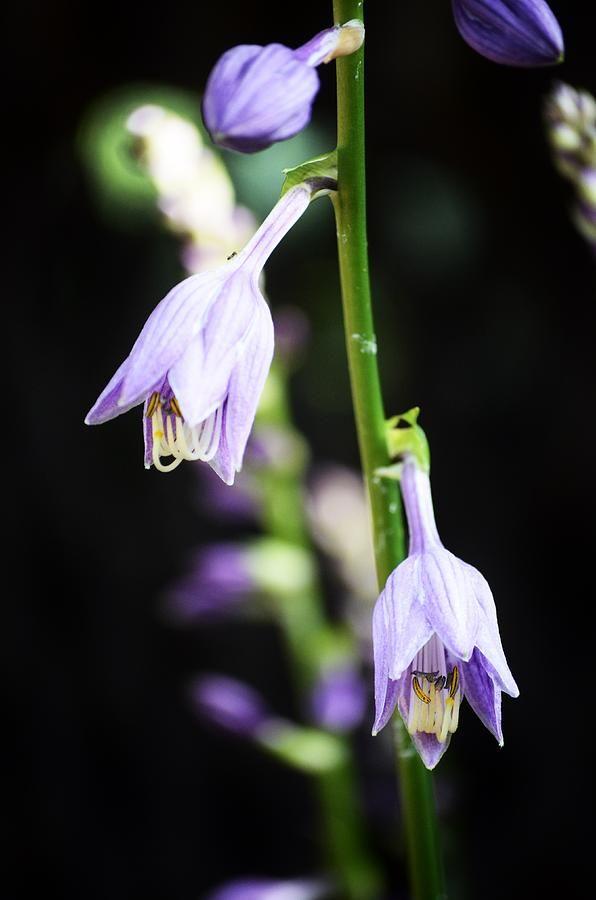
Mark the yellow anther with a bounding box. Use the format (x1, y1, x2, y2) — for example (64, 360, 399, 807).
(146, 392, 160, 418)
(169, 396, 183, 419)
(449, 665, 460, 700)
(412, 675, 431, 705)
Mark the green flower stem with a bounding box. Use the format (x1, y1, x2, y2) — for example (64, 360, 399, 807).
(256, 365, 381, 899)
(332, 1, 446, 897)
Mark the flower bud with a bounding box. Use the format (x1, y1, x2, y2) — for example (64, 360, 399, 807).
(164, 544, 254, 622)
(202, 22, 364, 153)
(191, 675, 271, 736)
(452, 0, 564, 67)
(310, 665, 367, 733)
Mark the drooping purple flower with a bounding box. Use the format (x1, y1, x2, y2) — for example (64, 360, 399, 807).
(202, 21, 364, 153)
(191, 675, 271, 737)
(207, 878, 329, 900)
(372, 455, 519, 769)
(452, 0, 563, 67)
(310, 664, 367, 733)
(164, 544, 254, 622)
(85, 184, 313, 483)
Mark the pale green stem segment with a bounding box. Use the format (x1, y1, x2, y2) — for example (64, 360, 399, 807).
(331, 1, 446, 897)
(257, 365, 382, 900)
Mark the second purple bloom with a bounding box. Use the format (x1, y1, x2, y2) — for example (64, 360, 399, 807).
(202, 21, 364, 153)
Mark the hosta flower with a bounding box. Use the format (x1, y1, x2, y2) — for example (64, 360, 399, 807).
(85, 184, 313, 483)
(203, 20, 364, 153)
(191, 675, 271, 737)
(545, 83, 596, 256)
(311, 664, 367, 733)
(452, 0, 563, 67)
(207, 878, 329, 900)
(372, 455, 519, 769)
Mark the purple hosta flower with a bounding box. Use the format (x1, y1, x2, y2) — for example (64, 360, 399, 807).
(191, 675, 271, 737)
(452, 0, 563, 67)
(85, 184, 313, 483)
(372, 455, 519, 769)
(164, 544, 254, 622)
(207, 878, 329, 900)
(311, 664, 367, 733)
(545, 82, 596, 179)
(545, 83, 596, 256)
(203, 20, 364, 153)
(575, 167, 596, 254)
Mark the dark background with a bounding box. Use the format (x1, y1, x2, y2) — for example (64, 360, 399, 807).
(8, 1, 594, 898)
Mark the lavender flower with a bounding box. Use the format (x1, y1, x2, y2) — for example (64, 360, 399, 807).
(164, 544, 254, 622)
(311, 664, 367, 733)
(191, 675, 271, 737)
(373, 455, 518, 769)
(202, 20, 364, 153)
(545, 83, 596, 256)
(452, 0, 563, 67)
(85, 183, 314, 482)
(207, 878, 329, 900)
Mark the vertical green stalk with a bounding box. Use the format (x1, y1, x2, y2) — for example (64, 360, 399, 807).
(331, 1, 446, 897)
(257, 366, 381, 899)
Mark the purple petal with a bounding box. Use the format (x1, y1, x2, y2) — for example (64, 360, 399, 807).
(208, 400, 236, 485)
(207, 879, 328, 900)
(224, 297, 274, 473)
(419, 549, 479, 661)
(465, 564, 519, 697)
(118, 270, 225, 408)
(85, 357, 134, 425)
(371, 597, 399, 734)
(452, 0, 564, 67)
(380, 559, 434, 680)
(395, 681, 452, 769)
(168, 272, 258, 427)
(461, 649, 503, 744)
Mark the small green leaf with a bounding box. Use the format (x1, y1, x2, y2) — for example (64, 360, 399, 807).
(258, 723, 347, 773)
(280, 150, 338, 196)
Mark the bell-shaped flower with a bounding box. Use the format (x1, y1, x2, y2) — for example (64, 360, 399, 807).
(202, 20, 364, 153)
(191, 674, 272, 737)
(372, 454, 519, 769)
(85, 183, 313, 483)
(452, 0, 564, 67)
(206, 877, 329, 900)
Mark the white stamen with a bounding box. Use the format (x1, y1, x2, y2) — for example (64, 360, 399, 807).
(406, 634, 462, 744)
(148, 396, 224, 471)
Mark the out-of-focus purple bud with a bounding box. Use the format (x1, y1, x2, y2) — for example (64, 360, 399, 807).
(311, 665, 367, 733)
(452, 0, 564, 67)
(191, 675, 271, 736)
(194, 462, 261, 524)
(165, 544, 254, 622)
(273, 306, 310, 368)
(207, 878, 329, 900)
(202, 21, 364, 153)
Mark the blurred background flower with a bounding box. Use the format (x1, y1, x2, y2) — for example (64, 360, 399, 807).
(8, 1, 595, 898)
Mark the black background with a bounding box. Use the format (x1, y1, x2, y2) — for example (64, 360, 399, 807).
(7, 1, 594, 898)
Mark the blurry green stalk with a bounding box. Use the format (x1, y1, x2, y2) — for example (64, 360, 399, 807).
(331, 1, 446, 898)
(257, 364, 381, 899)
